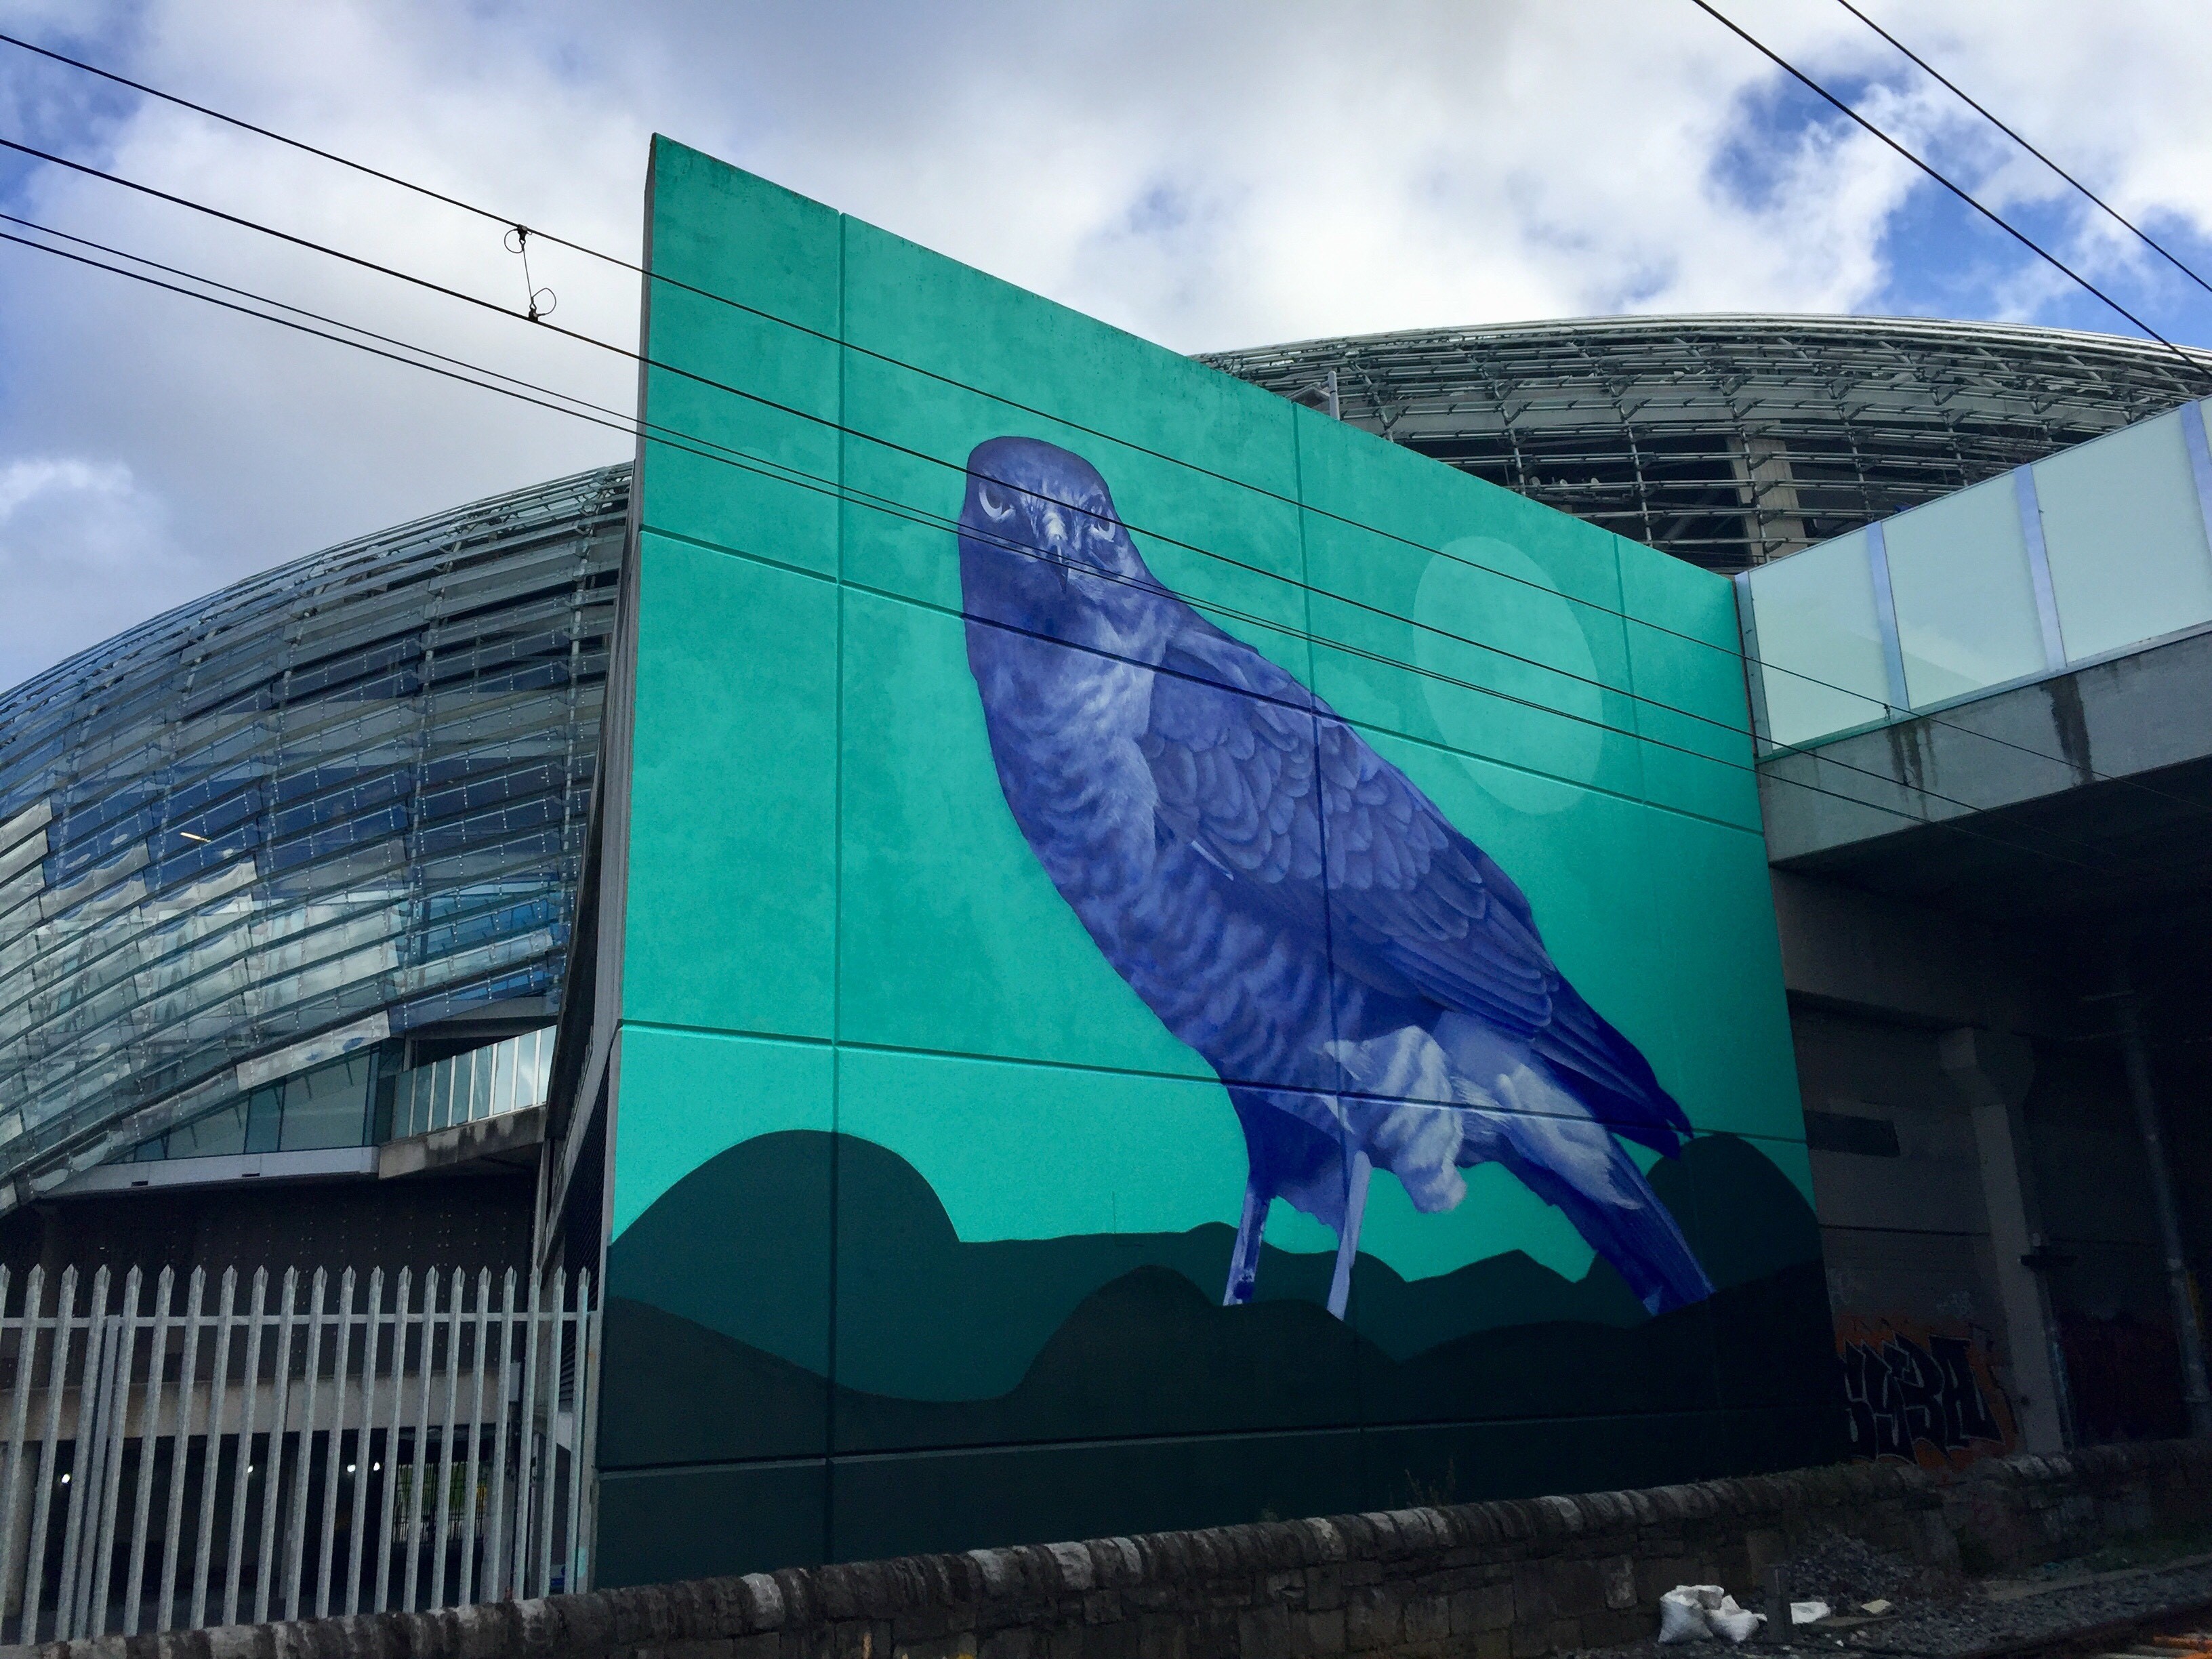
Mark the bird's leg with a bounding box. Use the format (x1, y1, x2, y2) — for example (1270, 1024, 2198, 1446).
(1223, 1177, 1271, 1306)
(1326, 1151, 1372, 1321)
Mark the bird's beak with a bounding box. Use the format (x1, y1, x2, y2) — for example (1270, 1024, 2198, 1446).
(1038, 507, 1077, 586)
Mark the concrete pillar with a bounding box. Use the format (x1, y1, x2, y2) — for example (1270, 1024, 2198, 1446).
(1942, 1027, 2070, 1454)
(2109, 954, 2212, 1437)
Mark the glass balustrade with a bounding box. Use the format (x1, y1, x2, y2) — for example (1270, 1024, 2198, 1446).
(1742, 398, 2212, 750)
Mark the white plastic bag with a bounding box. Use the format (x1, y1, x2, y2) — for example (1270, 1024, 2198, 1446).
(1659, 1585, 1740, 1643)
(1658, 1586, 1716, 1643)
(1708, 1596, 1763, 1644)
(1707, 1596, 1765, 1645)
(1790, 1599, 1832, 1626)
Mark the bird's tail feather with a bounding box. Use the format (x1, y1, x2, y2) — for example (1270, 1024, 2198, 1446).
(1470, 1107, 1715, 1315)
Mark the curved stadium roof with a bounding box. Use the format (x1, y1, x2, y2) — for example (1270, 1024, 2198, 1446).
(3, 313, 2208, 1206)
(1201, 314, 2212, 571)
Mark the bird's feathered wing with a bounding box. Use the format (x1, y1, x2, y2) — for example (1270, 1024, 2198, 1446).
(1139, 613, 1691, 1157)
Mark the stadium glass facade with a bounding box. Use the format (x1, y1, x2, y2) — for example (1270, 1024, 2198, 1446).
(0, 466, 624, 1210)
(5, 314, 2209, 1231)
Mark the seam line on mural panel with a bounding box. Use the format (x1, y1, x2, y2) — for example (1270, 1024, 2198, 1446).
(0, 207, 2185, 856)
(628, 503, 2090, 876)
(621, 1021, 832, 1046)
(634, 525, 840, 586)
(0, 225, 2175, 891)
(598, 1392, 1835, 1461)
(1820, 1223, 2006, 1238)
(7, 140, 2207, 830)
(596, 1404, 1807, 1473)
(827, 1402, 1802, 1459)
(823, 211, 850, 1569)
(713, 553, 1766, 834)
(619, 1019, 1813, 1150)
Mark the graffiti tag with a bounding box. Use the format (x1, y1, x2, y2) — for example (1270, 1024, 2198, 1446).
(1837, 1315, 2018, 1469)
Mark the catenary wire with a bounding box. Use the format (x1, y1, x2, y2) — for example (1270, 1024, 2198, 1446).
(0, 211, 617, 424)
(12, 31, 2212, 754)
(5, 130, 2211, 893)
(9, 129, 2212, 839)
(1833, 0, 2212, 302)
(0, 37, 2203, 853)
(9, 20, 2211, 663)
(9, 21, 2212, 783)
(0, 220, 2190, 901)
(6, 46, 2209, 1149)
(0, 28, 513, 235)
(7, 46, 2212, 816)
(0, 188, 2200, 886)
(0, 46, 2200, 1166)
(1684, 0, 2201, 371)
(0, 207, 2143, 863)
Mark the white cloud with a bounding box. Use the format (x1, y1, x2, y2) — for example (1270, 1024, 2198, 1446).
(1, 0, 2209, 689)
(0, 453, 205, 684)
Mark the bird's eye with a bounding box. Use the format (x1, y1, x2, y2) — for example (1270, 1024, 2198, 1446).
(975, 483, 1014, 521)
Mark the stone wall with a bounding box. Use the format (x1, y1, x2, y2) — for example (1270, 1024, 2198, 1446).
(1940, 1440, 2212, 1573)
(22, 1442, 2212, 1659)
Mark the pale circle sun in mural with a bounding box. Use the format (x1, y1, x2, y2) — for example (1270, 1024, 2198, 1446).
(1414, 536, 1605, 813)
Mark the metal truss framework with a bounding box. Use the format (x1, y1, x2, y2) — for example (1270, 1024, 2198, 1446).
(1203, 314, 2212, 572)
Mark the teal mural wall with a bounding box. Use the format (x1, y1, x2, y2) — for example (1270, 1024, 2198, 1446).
(592, 136, 1837, 1586)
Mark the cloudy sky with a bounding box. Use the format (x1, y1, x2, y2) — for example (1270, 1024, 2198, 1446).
(1, 0, 2211, 689)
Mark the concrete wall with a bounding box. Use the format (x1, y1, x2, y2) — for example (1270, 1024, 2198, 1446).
(1769, 866, 2202, 1458)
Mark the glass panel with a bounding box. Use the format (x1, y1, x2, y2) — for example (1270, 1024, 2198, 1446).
(2034, 409, 2212, 663)
(167, 1099, 249, 1158)
(1746, 530, 1893, 747)
(431, 1061, 451, 1130)
(1885, 472, 2047, 707)
(278, 1052, 374, 1150)
(245, 1084, 283, 1153)
(7, 466, 622, 1181)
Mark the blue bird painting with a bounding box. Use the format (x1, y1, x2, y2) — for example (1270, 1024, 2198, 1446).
(956, 436, 1715, 1322)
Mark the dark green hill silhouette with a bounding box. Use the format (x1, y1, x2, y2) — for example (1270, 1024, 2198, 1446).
(604, 1128, 1830, 1467)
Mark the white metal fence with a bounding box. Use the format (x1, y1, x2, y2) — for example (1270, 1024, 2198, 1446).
(0, 1261, 598, 1643)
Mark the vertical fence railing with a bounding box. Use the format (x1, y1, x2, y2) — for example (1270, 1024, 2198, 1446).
(0, 1262, 596, 1643)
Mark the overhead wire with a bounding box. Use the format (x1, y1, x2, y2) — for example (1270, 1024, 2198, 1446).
(0, 28, 513, 234)
(4, 39, 2212, 882)
(1, 30, 2203, 1174)
(0, 203, 2105, 856)
(0, 214, 2190, 902)
(6, 35, 2212, 841)
(0, 209, 615, 425)
(1832, 0, 2212, 303)
(7, 124, 2211, 849)
(9, 25, 2207, 718)
(1683, 0, 2204, 374)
